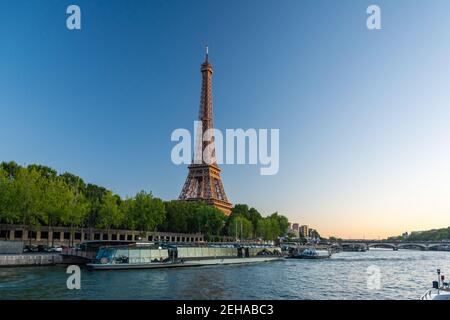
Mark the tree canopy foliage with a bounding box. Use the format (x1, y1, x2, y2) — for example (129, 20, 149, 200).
(389, 228, 450, 242)
(224, 204, 289, 241)
(0, 162, 290, 241)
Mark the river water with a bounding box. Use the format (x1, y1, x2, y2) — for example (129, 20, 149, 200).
(0, 250, 449, 300)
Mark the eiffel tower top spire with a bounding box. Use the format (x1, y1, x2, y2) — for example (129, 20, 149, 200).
(197, 45, 215, 165)
(200, 46, 213, 73)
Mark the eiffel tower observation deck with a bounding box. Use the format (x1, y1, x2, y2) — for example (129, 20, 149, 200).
(178, 47, 233, 216)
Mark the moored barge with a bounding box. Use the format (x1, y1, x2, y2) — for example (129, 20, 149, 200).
(83, 242, 283, 270)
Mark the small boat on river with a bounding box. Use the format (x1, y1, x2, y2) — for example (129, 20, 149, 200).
(289, 248, 331, 259)
(420, 269, 450, 300)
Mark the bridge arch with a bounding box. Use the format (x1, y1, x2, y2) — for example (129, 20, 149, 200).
(397, 243, 427, 250)
(425, 243, 449, 250)
(367, 243, 397, 250)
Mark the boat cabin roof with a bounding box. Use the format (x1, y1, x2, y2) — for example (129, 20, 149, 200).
(80, 241, 136, 249)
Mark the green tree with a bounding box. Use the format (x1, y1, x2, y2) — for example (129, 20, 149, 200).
(231, 204, 250, 219)
(0, 161, 21, 179)
(119, 198, 135, 230)
(59, 172, 89, 244)
(185, 201, 207, 233)
(97, 191, 123, 238)
(310, 230, 321, 239)
(43, 176, 72, 246)
(59, 172, 86, 194)
(13, 167, 46, 244)
(227, 215, 253, 240)
(0, 161, 296, 244)
(248, 207, 262, 238)
(84, 183, 108, 236)
(196, 206, 226, 241)
(163, 200, 190, 233)
(269, 212, 289, 237)
(0, 168, 19, 237)
(63, 189, 89, 246)
(256, 218, 279, 241)
(130, 191, 165, 234)
(225, 204, 249, 237)
(27, 164, 57, 180)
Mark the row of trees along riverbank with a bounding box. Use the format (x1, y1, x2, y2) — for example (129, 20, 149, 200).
(388, 227, 450, 242)
(0, 162, 289, 241)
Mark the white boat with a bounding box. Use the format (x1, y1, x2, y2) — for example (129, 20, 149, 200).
(291, 248, 331, 259)
(421, 289, 450, 300)
(420, 269, 450, 300)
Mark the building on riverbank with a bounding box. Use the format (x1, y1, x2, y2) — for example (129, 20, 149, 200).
(300, 225, 309, 237)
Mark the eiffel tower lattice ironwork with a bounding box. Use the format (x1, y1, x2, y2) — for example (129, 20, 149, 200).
(178, 47, 232, 216)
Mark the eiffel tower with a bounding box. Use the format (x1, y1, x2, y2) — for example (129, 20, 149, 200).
(178, 47, 233, 216)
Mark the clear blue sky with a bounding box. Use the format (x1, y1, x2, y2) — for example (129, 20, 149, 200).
(1, 0, 450, 238)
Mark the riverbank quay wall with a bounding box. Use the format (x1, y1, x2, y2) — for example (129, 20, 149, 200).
(0, 224, 235, 246)
(0, 253, 63, 267)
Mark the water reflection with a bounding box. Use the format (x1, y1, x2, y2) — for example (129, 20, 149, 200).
(1, 250, 449, 300)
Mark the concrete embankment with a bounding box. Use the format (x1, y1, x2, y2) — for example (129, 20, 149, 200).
(0, 253, 63, 267)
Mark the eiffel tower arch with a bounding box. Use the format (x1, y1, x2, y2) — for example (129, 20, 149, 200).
(178, 47, 233, 216)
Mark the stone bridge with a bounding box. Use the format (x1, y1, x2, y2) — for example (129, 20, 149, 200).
(339, 240, 450, 251)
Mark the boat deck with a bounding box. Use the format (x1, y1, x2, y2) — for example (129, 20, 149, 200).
(87, 256, 284, 270)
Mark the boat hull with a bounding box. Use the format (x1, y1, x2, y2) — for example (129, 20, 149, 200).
(421, 289, 450, 300)
(87, 256, 283, 270)
(288, 255, 330, 259)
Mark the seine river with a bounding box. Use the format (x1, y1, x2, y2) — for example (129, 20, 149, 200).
(1, 250, 449, 300)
